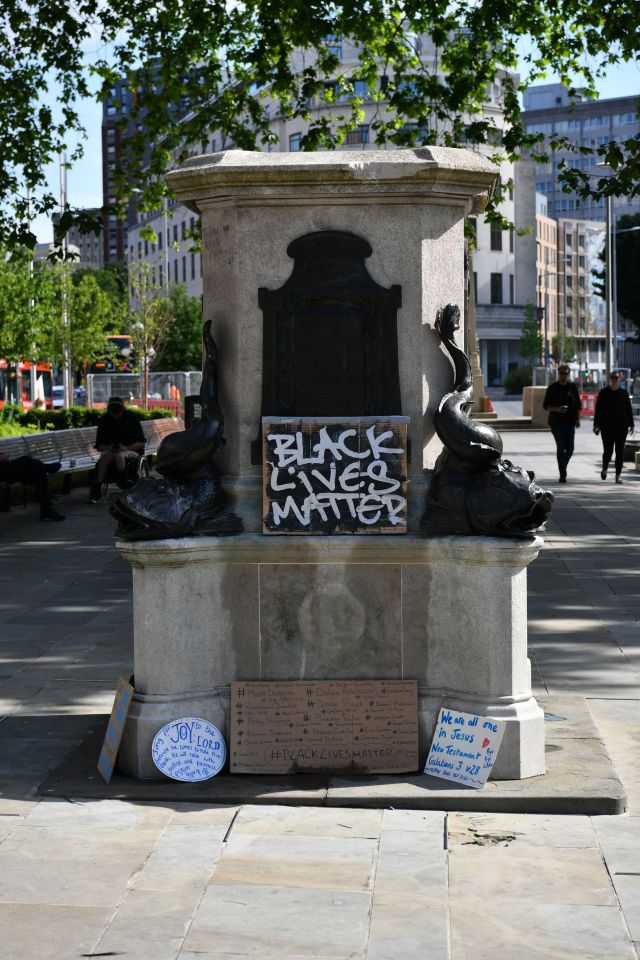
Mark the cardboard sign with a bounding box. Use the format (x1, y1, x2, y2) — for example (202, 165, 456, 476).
(152, 717, 226, 782)
(230, 680, 418, 774)
(97, 676, 134, 783)
(262, 417, 409, 534)
(424, 708, 506, 789)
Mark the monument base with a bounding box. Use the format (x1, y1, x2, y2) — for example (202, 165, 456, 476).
(117, 534, 544, 781)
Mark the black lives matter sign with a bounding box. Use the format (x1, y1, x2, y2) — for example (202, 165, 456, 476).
(262, 416, 408, 534)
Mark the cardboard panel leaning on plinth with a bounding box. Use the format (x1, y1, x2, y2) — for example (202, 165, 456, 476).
(166, 148, 498, 532)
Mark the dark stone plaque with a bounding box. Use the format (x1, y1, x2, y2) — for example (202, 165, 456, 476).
(252, 230, 402, 462)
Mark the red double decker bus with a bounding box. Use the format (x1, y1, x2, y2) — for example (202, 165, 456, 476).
(0, 360, 53, 410)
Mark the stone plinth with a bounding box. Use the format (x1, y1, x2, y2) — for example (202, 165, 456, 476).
(523, 386, 549, 427)
(117, 534, 544, 781)
(166, 148, 498, 531)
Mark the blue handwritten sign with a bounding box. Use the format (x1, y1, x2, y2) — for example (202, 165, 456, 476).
(424, 708, 506, 789)
(97, 677, 134, 783)
(152, 717, 226, 782)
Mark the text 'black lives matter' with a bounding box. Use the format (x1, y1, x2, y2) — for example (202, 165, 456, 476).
(263, 416, 409, 534)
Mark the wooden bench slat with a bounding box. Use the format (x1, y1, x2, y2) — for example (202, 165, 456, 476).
(24, 433, 62, 464)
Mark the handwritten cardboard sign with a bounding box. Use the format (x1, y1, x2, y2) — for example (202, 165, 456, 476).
(152, 717, 227, 781)
(262, 416, 409, 534)
(97, 676, 134, 783)
(230, 680, 418, 774)
(424, 708, 506, 789)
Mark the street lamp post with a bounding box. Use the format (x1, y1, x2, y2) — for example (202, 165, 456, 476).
(605, 194, 614, 378)
(59, 151, 73, 409)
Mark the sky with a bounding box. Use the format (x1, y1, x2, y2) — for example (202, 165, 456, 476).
(33, 57, 640, 243)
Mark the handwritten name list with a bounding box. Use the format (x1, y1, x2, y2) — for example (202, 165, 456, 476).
(230, 680, 418, 775)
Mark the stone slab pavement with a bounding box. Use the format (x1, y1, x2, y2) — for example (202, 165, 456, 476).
(0, 425, 639, 959)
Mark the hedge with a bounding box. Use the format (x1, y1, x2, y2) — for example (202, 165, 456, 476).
(0, 403, 174, 432)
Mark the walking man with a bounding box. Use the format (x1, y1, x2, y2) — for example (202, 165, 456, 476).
(594, 371, 634, 483)
(543, 363, 582, 483)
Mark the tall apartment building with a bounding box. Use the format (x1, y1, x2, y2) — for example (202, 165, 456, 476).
(52, 210, 103, 268)
(522, 83, 640, 223)
(102, 76, 131, 265)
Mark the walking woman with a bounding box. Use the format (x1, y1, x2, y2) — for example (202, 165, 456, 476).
(594, 371, 634, 483)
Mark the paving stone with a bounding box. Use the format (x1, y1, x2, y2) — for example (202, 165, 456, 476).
(593, 815, 640, 874)
(450, 901, 637, 960)
(23, 797, 174, 830)
(611, 876, 640, 941)
(212, 833, 377, 891)
(231, 803, 382, 839)
(449, 844, 616, 905)
(449, 811, 598, 849)
(184, 883, 371, 958)
(0, 737, 80, 775)
(0, 903, 112, 960)
(168, 802, 239, 827)
(367, 819, 448, 960)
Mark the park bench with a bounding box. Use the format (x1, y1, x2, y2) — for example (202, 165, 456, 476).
(0, 416, 184, 506)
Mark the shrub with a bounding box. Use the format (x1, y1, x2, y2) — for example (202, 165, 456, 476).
(503, 366, 533, 396)
(15, 404, 175, 433)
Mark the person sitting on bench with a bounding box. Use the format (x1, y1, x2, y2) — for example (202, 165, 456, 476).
(0, 454, 65, 521)
(89, 397, 145, 503)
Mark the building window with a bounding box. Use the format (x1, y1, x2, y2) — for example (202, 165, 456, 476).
(566, 235, 573, 248)
(191, 253, 195, 280)
(509, 228, 514, 253)
(324, 35, 342, 59)
(289, 132, 302, 152)
(509, 274, 514, 305)
(353, 80, 372, 99)
(144, 239, 148, 256)
(490, 273, 503, 304)
(345, 124, 370, 145)
(173, 224, 178, 244)
(181, 221, 186, 241)
(182, 256, 187, 282)
(174, 260, 178, 283)
(473, 272, 478, 304)
(490, 223, 502, 252)
(158, 232, 163, 251)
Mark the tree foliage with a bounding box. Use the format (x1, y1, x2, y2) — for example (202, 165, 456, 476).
(519, 303, 543, 367)
(70, 263, 128, 304)
(0, 251, 118, 372)
(2, 0, 639, 248)
(153, 286, 202, 371)
(126, 261, 173, 368)
(551, 331, 576, 364)
(0, 249, 58, 360)
(46, 271, 117, 370)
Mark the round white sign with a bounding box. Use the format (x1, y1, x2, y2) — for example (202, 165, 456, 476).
(152, 717, 226, 782)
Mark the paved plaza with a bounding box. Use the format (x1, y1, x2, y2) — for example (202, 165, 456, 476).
(1, 424, 640, 959)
